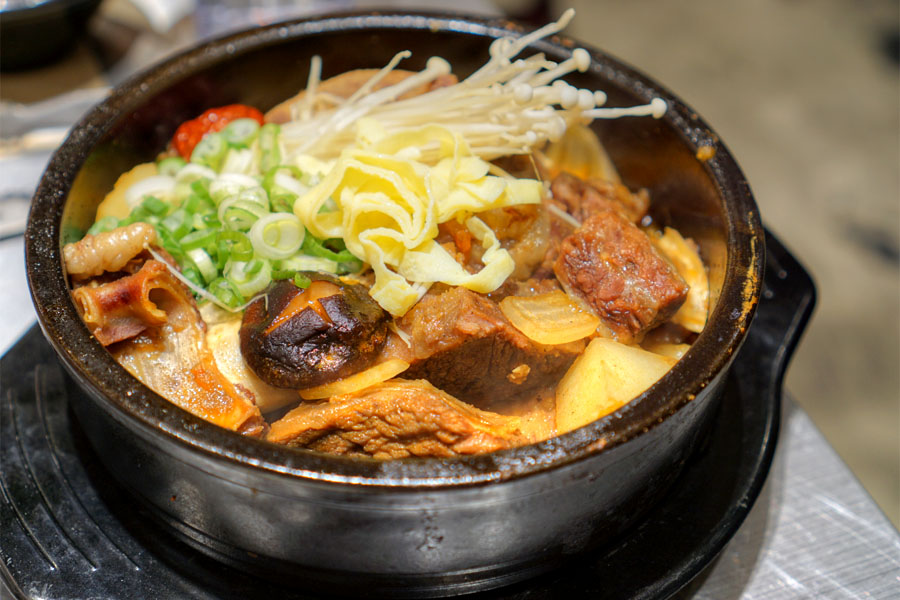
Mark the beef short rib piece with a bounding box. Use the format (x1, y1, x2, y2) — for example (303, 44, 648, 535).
(554, 210, 688, 343)
(266, 379, 523, 458)
(536, 173, 650, 278)
(397, 287, 583, 409)
(549, 171, 650, 225)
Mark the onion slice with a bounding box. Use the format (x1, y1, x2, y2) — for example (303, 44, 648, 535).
(651, 227, 708, 333)
(298, 359, 410, 400)
(499, 290, 599, 345)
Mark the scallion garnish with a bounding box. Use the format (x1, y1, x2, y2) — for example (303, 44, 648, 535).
(106, 124, 364, 311)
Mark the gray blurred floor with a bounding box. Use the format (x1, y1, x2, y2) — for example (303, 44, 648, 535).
(554, 0, 899, 525)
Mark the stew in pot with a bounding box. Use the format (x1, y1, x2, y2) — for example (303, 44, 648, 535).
(62, 12, 709, 459)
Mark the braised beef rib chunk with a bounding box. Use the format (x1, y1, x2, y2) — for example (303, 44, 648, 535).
(266, 379, 523, 458)
(397, 286, 583, 409)
(554, 210, 688, 343)
(550, 171, 650, 225)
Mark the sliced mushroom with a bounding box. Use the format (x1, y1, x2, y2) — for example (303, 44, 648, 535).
(240, 274, 389, 389)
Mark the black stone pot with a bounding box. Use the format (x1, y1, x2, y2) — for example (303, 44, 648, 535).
(24, 11, 764, 597)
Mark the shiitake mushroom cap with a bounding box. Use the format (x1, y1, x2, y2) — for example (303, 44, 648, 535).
(240, 273, 389, 389)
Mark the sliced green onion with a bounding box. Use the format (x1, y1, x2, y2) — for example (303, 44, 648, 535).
(82, 112, 384, 311)
(268, 193, 293, 214)
(259, 123, 282, 173)
(249, 213, 305, 260)
(302, 235, 357, 263)
(197, 212, 221, 230)
(336, 260, 364, 275)
(172, 182, 193, 204)
(145, 248, 239, 312)
(244, 258, 265, 276)
(187, 248, 218, 283)
(86, 216, 120, 235)
(263, 166, 302, 193)
(181, 264, 205, 289)
(222, 118, 260, 148)
(209, 174, 260, 205)
(184, 193, 215, 215)
(119, 205, 158, 228)
(191, 132, 228, 172)
(208, 277, 245, 308)
(272, 270, 312, 289)
(160, 208, 192, 240)
(140, 195, 169, 217)
(299, 235, 363, 274)
(220, 148, 256, 175)
(176, 164, 217, 184)
(124, 175, 176, 209)
(237, 186, 269, 208)
(275, 254, 339, 274)
(155, 227, 186, 263)
(225, 258, 272, 298)
(180, 229, 218, 252)
(216, 231, 254, 264)
(218, 198, 269, 232)
(64, 225, 87, 244)
(189, 178, 212, 202)
(263, 166, 304, 212)
(158, 156, 187, 177)
(273, 170, 306, 196)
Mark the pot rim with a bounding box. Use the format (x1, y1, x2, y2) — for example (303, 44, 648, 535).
(25, 10, 763, 489)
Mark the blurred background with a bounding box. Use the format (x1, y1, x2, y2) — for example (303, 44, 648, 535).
(1, 0, 897, 526)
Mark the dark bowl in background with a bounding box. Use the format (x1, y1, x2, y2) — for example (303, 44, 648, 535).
(24, 12, 764, 597)
(0, 0, 102, 70)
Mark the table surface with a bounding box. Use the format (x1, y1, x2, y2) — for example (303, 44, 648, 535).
(1, 2, 898, 598)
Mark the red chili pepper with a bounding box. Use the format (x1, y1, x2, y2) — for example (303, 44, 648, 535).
(172, 104, 265, 160)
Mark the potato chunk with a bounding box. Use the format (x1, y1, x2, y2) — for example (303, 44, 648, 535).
(555, 337, 677, 433)
(95, 162, 158, 221)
